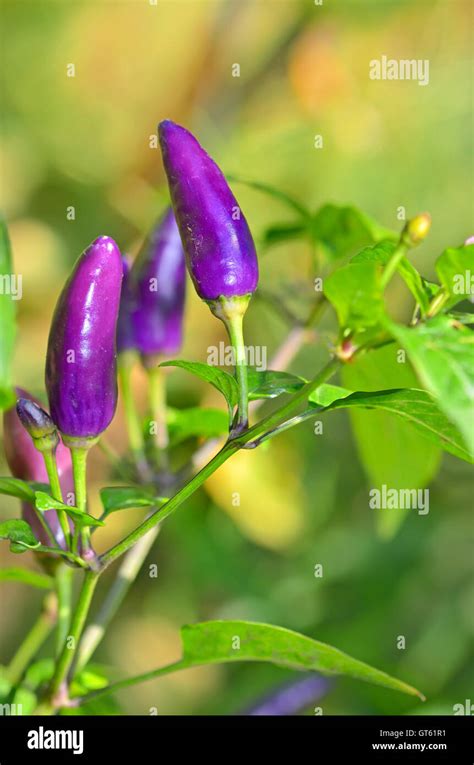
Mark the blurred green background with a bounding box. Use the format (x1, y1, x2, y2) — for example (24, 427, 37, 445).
(0, 0, 472, 715)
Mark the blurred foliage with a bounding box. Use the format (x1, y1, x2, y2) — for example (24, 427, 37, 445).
(0, 0, 472, 715)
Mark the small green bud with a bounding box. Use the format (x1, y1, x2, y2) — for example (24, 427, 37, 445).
(402, 213, 431, 247)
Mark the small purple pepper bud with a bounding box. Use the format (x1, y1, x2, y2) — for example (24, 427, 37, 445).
(158, 120, 258, 306)
(45, 236, 123, 444)
(3, 389, 75, 551)
(131, 208, 186, 366)
(16, 397, 59, 452)
(116, 255, 136, 355)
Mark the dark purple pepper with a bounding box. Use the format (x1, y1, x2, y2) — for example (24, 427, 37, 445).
(244, 675, 332, 716)
(158, 120, 258, 302)
(3, 389, 74, 549)
(45, 236, 123, 441)
(116, 255, 136, 354)
(130, 208, 186, 360)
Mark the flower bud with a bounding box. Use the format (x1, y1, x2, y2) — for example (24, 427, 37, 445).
(16, 397, 59, 452)
(131, 208, 186, 365)
(158, 120, 258, 305)
(3, 389, 74, 549)
(45, 236, 123, 443)
(402, 213, 431, 247)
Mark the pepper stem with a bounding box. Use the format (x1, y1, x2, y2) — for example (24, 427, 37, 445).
(146, 365, 169, 471)
(69, 445, 90, 556)
(208, 294, 251, 437)
(118, 353, 148, 478)
(42, 448, 71, 549)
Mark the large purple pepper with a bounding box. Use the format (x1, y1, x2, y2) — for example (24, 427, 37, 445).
(45, 236, 123, 441)
(158, 120, 258, 302)
(130, 208, 186, 362)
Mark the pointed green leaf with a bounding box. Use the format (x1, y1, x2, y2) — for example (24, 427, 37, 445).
(0, 477, 49, 503)
(435, 244, 474, 305)
(160, 360, 238, 422)
(247, 369, 307, 400)
(386, 316, 474, 457)
(310, 204, 396, 261)
(84, 621, 424, 702)
(309, 385, 471, 463)
(34, 491, 105, 528)
(0, 520, 40, 553)
(99, 486, 167, 517)
(167, 407, 229, 445)
(324, 261, 384, 331)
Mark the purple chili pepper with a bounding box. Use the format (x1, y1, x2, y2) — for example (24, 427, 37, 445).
(3, 389, 75, 549)
(45, 236, 123, 442)
(116, 255, 136, 355)
(244, 675, 332, 716)
(158, 120, 258, 303)
(130, 208, 186, 364)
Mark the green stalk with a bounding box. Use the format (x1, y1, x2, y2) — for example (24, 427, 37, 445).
(76, 523, 161, 673)
(47, 570, 99, 701)
(42, 448, 70, 548)
(380, 240, 409, 290)
(55, 564, 73, 657)
(118, 355, 148, 475)
(224, 310, 249, 435)
(99, 357, 340, 571)
(7, 593, 56, 686)
(70, 446, 90, 555)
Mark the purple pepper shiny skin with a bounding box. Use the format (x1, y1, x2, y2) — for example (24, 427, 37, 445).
(3, 389, 75, 549)
(116, 255, 136, 354)
(131, 208, 186, 359)
(45, 236, 123, 440)
(158, 120, 258, 302)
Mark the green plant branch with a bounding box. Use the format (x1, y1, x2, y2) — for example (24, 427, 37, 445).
(7, 592, 56, 686)
(118, 356, 148, 477)
(99, 356, 340, 572)
(42, 448, 71, 549)
(75, 523, 161, 673)
(45, 570, 99, 704)
(55, 563, 73, 657)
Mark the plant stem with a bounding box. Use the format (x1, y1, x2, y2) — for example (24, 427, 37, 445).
(100, 357, 340, 571)
(224, 311, 249, 434)
(70, 446, 90, 555)
(42, 448, 70, 548)
(76, 524, 161, 672)
(118, 356, 148, 476)
(7, 593, 56, 686)
(47, 570, 99, 700)
(380, 240, 408, 290)
(55, 564, 73, 657)
(147, 365, 170, 475)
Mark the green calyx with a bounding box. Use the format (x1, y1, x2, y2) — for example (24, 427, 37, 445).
(206, 293, 252, 323)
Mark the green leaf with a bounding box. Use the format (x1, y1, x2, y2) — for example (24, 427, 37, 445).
(226, 176, 311, 219)
(247, 369, 307, 400)
(99, 486, 167, 517)
(352, 240, 432, 314)
(0, 520, 40, 553)
(24, 658, 55, 690)
(309, 386, 471, 463)
(34, 492, 105, 528)
(435, 244, 474, 305)
(448, 311, 474, 325)
(310, 204, 396, 261)
(262, 220, 308, 250)
(0, 477, 49, 502)
(0, 219, 16, 410)
(161, 360, 238, 422)
(13, 686, 37, 715)
(340, 345, 441, 538)
(386, 316, 474, 457)
(87, 621, 424, 702)
(167, 407, 229, 446)
(324, 261, 384, 331)
(0, 567, 53, 589)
